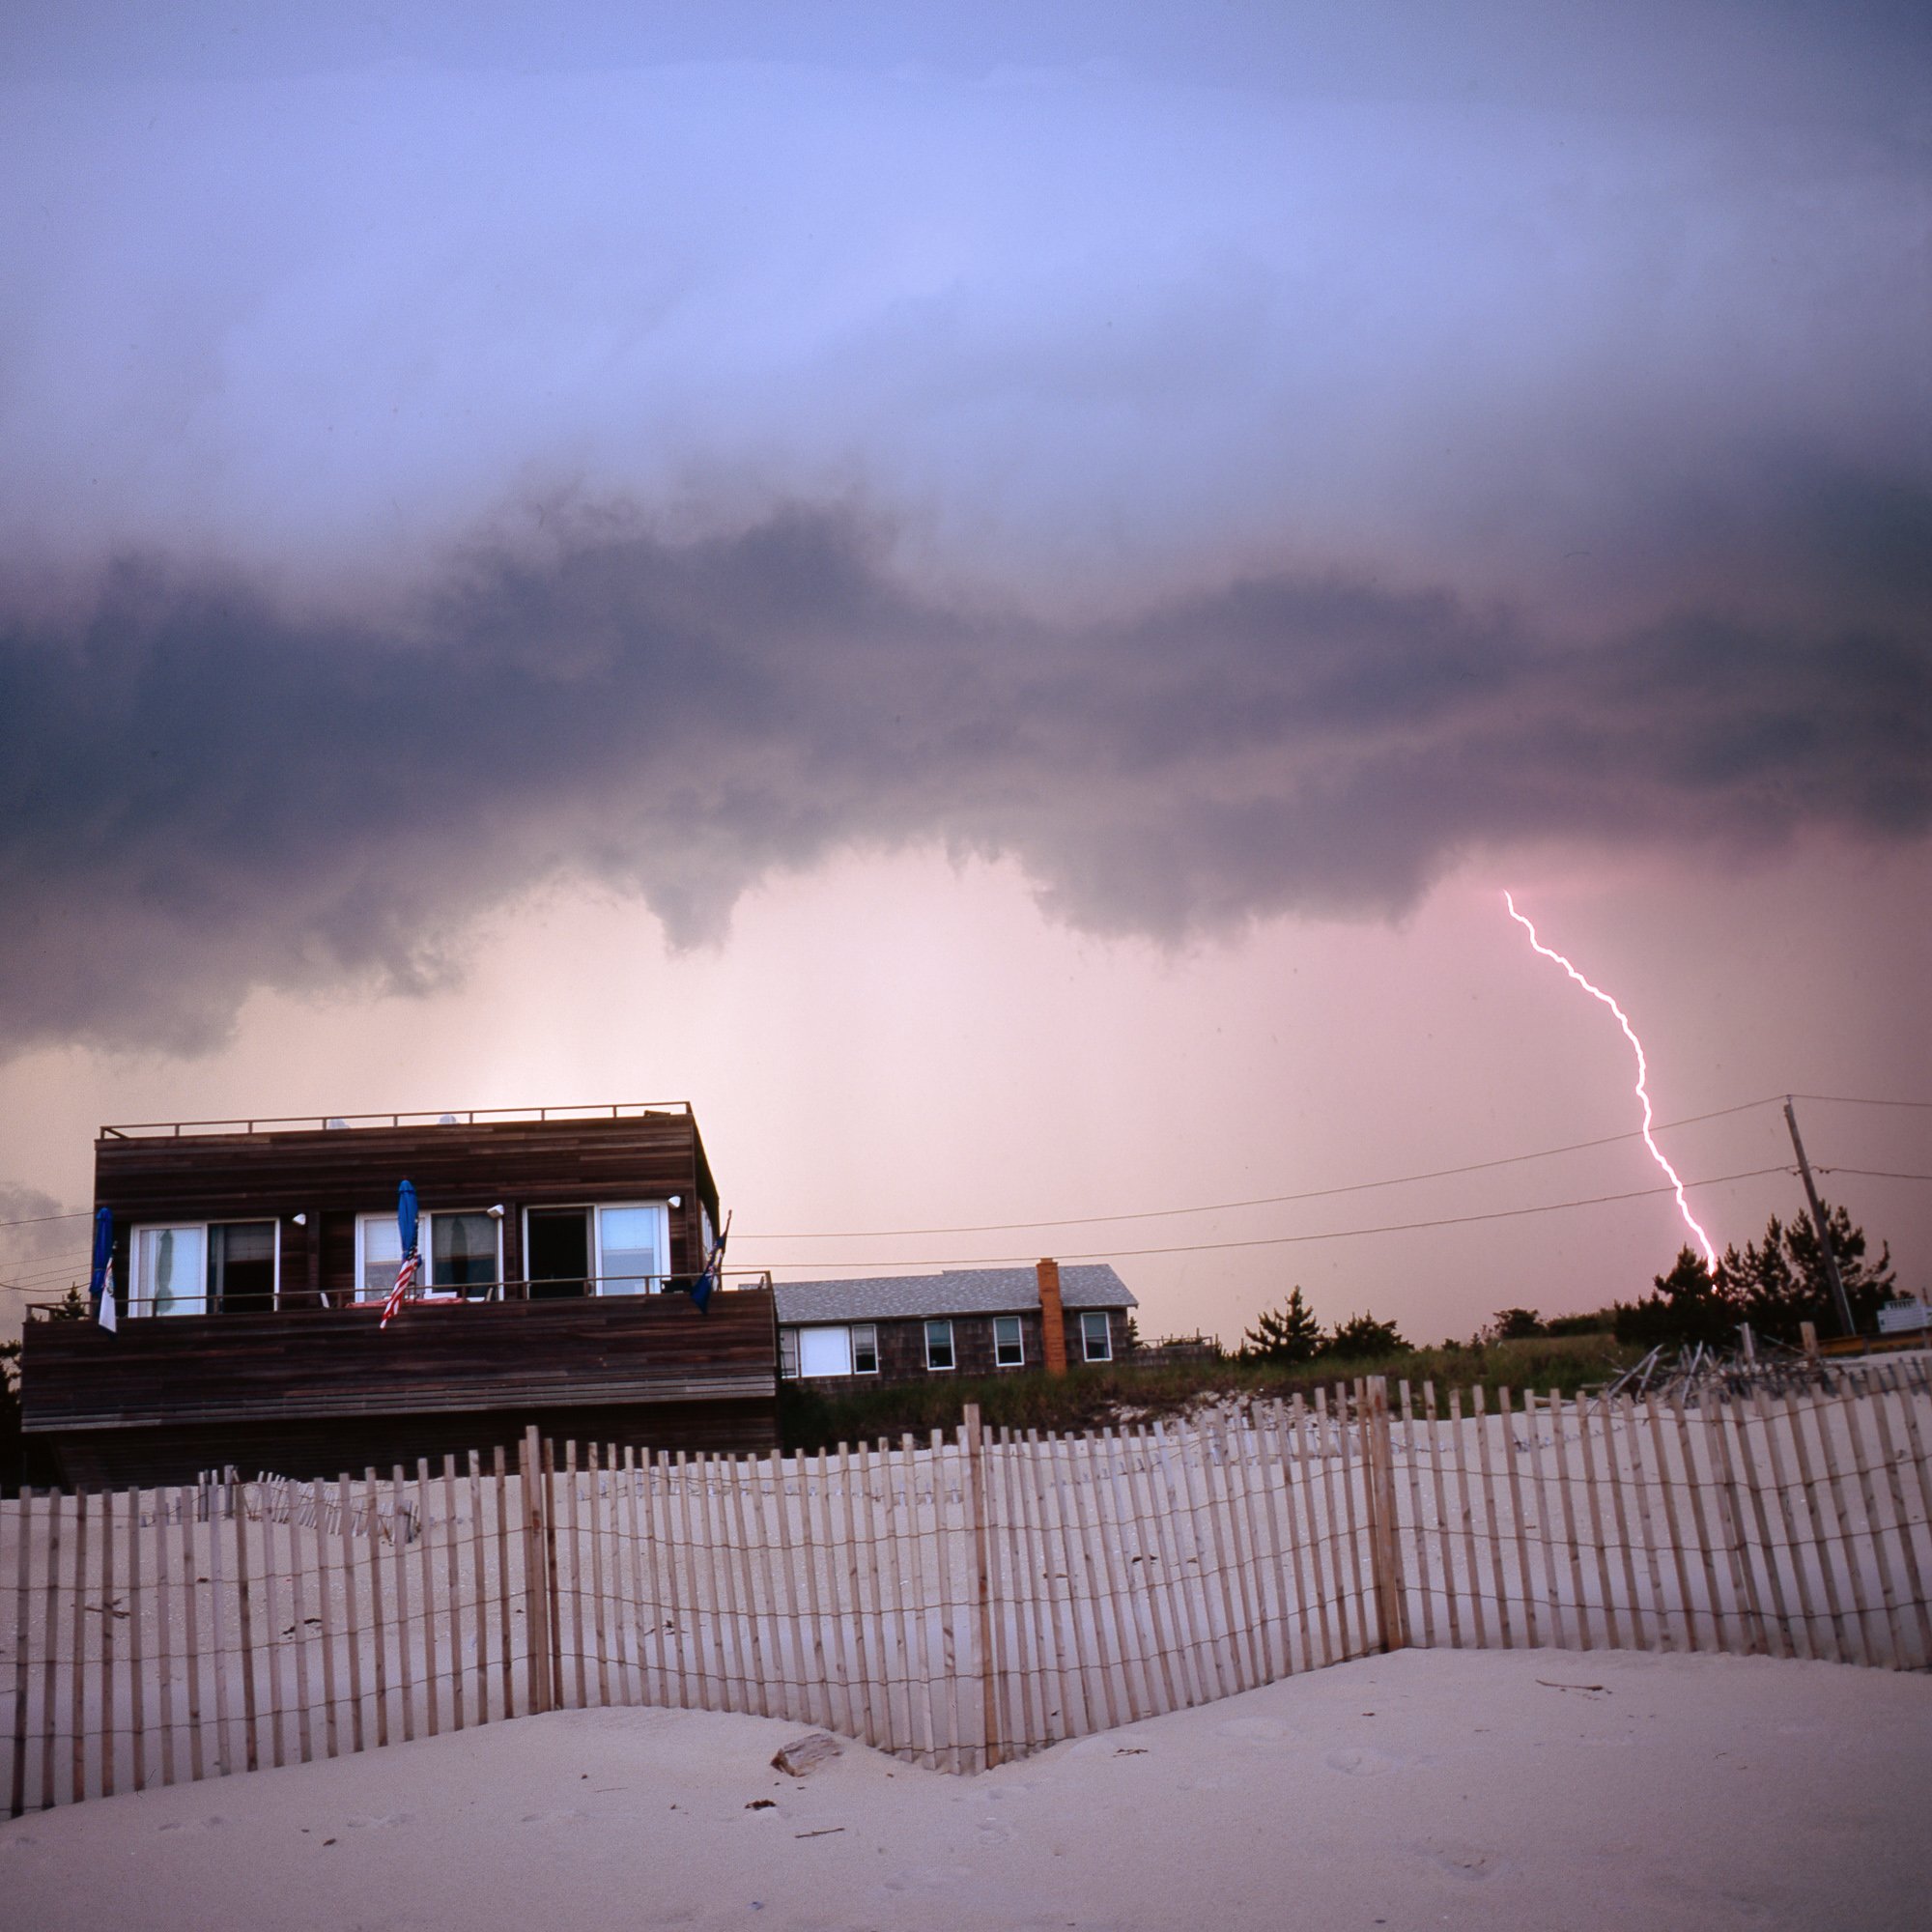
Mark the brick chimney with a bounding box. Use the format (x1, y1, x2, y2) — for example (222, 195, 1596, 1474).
(1037, 1258, 1067, 1377)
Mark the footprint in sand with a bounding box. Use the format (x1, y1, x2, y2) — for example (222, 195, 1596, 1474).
(157, 1816, 225, 1833)
(1325, 1746, 1400, 1776)
(976, 1816, 1017, 1846)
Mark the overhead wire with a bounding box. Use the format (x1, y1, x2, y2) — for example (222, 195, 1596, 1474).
(750, 1163, 1796, 1271)
(0, 1208, 89, 1232)
(735, 1095, 1793, 1241)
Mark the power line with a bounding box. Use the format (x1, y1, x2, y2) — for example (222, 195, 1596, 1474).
(735, 1097, 1790, 1241)
(0, 1249, 91, 1278)
(0, 1208, 88, 1232)
(1819, 1167, 1932, 1183)
(753, 1164, 1795, 1271)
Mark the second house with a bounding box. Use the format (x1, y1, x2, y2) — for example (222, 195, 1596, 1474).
(776, 1259, 1134, 1389)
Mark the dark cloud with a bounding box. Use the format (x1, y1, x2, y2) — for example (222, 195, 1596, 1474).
(2, 499, 1924, 1056)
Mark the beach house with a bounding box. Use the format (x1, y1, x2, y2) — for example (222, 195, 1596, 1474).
(18, 1104, 779, 1485)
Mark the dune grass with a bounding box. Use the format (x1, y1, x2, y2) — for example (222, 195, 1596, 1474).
(779, 1331, 1637, 1452)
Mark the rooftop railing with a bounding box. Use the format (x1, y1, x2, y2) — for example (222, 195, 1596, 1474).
(99, 1102, 696, 1140)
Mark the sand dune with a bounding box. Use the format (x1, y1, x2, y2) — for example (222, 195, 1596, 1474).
(4, 1646, 1925, 1931)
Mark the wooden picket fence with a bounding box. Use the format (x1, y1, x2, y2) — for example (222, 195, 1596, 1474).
(5, 1363, 1930, 1814)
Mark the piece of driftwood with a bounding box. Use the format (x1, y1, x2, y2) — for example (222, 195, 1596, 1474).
(771, 1731, 841, 1777)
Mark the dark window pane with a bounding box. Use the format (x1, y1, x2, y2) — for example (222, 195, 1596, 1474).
(433, 1213, 499, 1296)
(526, 1208, 590, 1298)
(212, 1221, 276, 1314)
(994, 1315, 1024, 1367)
(925, 1320, 954, 1371)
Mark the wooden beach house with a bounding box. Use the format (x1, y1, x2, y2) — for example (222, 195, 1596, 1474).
(18, 1104, 779, 1485)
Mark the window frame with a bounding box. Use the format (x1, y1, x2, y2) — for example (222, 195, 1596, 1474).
(590, 1201, 671, 1296)
(1080, 1309, 1113, 1362)
(924, 1318, 955, 1372)
(128, 1218, 281, 1319)
(355, 1209, 503, 1302)
(797, 1324, 855, 1378)
(784, 1322, 882, 1379)
(514, 1200, 673, 1297)
(993, 1313, 1025, 1369)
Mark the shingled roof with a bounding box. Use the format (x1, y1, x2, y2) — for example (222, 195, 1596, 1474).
(773, 1264, 1134, 1325)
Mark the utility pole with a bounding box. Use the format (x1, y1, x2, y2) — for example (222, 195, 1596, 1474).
(1783, 1097, 1856, 1338)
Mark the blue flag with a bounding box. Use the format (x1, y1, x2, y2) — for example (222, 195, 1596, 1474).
(88, 1206, 117, 1331)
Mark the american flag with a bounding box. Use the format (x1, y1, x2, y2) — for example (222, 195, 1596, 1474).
(379, 1247, 420, 1329)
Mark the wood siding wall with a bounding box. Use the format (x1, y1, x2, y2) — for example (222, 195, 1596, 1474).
(92, 1114, 722, 1306)
(21, 1290, 778, 1484)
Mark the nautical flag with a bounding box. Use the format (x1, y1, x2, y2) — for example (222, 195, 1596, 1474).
(380, 1246, 420, 1329)
(88, 1206, 117, 1332)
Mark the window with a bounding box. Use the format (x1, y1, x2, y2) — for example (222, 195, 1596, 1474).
(526, 1207, 590, 1297)
(787, 1323, 881, 1378)
(594, 1204, 668, 1295)
(357, 1210, 503, 1301)
(799, 1325, 853, 1378)
(131, 1221, 278, 1317)
(994, 1314, 1024, 1368)
(924, 1319, 954, 1371)
(133, 1224, 206, 1317)
(210, 1221, 277, 1314)
(519, 1202, 671, 1296)
(432, 1212, 500, 1296)
(359, 1215, 401, 1300)
(1081, 1310, 1113, 1362)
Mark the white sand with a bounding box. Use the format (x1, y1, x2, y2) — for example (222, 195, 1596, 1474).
(4, 1648, 1926, 1932)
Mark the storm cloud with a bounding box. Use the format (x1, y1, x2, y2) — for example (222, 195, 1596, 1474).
(1, 4, 1926, 1055)
(2, 500, 1924, 1054)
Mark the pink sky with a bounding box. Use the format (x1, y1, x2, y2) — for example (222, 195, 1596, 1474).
(3, 839, 1923, 1349)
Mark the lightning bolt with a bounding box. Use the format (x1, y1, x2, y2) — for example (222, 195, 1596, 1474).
(1503, 891, 1719, 1273)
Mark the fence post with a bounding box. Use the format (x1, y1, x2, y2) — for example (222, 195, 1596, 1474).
(1364, 1378, 1408, 1653)
(961, 1404, 1000, 1771)
(518, 1428, 553, 1715)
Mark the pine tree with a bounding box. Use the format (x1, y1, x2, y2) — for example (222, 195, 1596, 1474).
(1617, 1207, 1898, 1349)
(1241, 1287, 1324, 1363)
(1319, 1312, 1412, 1360)
(1731, 1206, 1896, 1344)
(1614, 1245, 1744, 1349)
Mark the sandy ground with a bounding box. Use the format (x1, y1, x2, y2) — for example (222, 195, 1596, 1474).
(4, 1648, 1926, 1932)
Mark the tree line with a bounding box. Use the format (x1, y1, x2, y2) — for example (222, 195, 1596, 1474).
(1236, 1203, 1908, 1366)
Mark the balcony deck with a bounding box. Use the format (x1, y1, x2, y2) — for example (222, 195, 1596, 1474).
(21, 1284, 778, 1485)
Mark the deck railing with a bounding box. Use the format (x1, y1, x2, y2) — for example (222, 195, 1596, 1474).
(23, 1270, 774, 1322)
